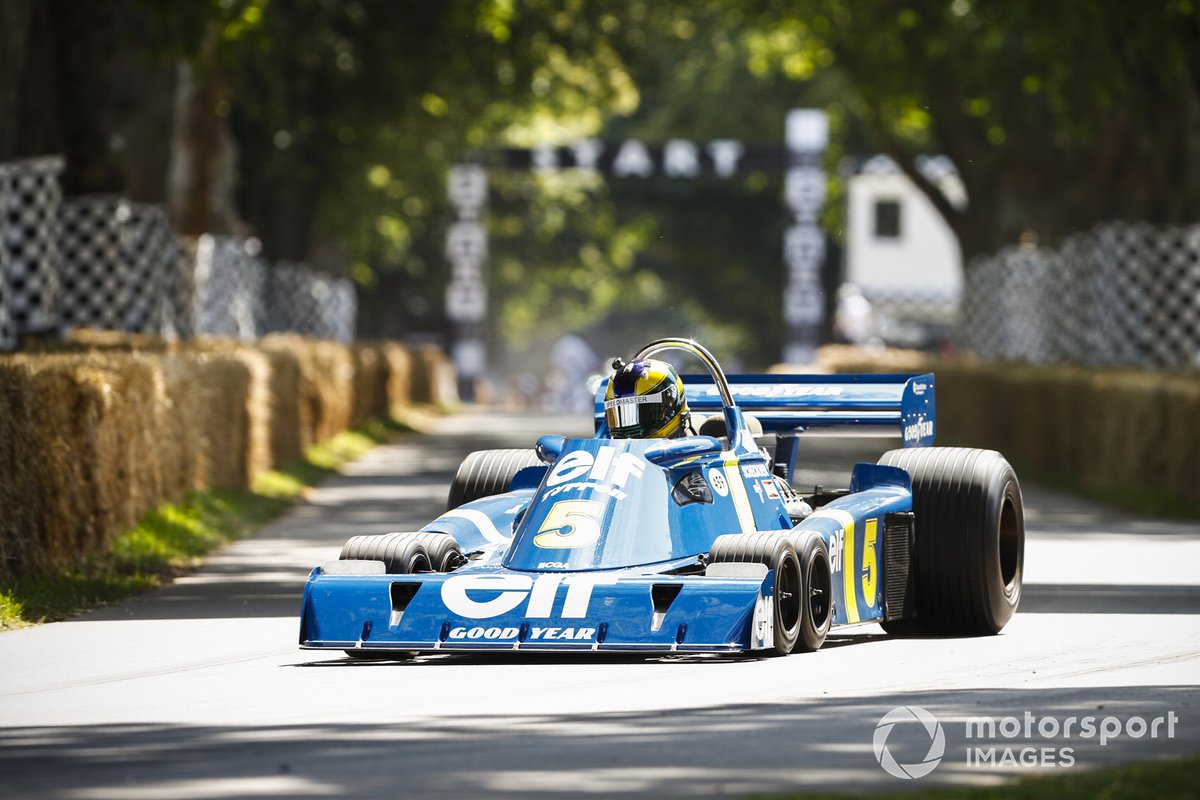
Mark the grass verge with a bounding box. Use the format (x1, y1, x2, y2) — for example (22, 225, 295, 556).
(754, 753, 1199, 800)
(0, 416, 414, 629)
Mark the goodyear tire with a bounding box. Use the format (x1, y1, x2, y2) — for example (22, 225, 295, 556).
(420, 532, 467, 572)
(340, 531, 464, 574)
(878, 447, 1025, 635)
(709, 532, 802, 655)
(786, 531, 832, 652)
(447, 449, 542, 510)
(341, 532, 427, 574)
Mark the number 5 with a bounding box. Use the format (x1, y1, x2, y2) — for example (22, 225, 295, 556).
(862, 517, 878, 607)
(533, 500, 603, 549)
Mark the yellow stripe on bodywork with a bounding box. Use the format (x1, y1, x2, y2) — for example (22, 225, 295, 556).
(722, 454, 757, 532)
(808, 508, 859, 624)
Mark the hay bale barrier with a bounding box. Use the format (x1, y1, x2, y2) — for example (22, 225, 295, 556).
(810, 347, 1200, 514)
(0, 334, 436, 581)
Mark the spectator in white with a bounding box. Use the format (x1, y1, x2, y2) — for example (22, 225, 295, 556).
(834, 283, 876, 345)
(547, 334, 600, 412)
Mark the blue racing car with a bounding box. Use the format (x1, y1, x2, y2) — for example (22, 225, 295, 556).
(299, 338, 1024, 657)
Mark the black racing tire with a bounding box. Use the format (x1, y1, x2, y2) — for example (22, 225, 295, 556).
(447, 448, 542, 510)
(878, 447, 1025, 635)
(709, 532, 802, 656)
(339, 531, 432, 574)
(417, 531, 466, 572)
(785, 530, 832, 652)
(340, 531, 464, 574)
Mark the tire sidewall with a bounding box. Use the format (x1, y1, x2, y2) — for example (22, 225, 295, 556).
(796, 532, 832, 652)
(980, 463, 1024, 631)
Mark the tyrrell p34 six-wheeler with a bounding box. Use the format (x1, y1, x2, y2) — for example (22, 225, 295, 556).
(299, 339, 1024, 656)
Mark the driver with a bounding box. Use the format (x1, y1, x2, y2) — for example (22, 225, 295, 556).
(604, 358, 696, 438)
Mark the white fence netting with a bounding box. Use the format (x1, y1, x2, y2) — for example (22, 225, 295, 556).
(0, 158, 64, 342)
(0, 157, 357, 350)
(960, 222, 1200, 369)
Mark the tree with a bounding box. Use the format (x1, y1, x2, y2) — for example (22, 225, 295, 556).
(746, 0, 1200, 260)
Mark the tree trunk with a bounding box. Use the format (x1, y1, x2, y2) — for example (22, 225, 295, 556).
(110, 2, 177, 205)
(0, 0, 35, 161)
(168, 25, 240, 236)
(52, 0, 123, 194)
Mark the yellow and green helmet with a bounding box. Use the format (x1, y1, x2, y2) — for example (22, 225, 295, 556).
(604, 358, 690, 439)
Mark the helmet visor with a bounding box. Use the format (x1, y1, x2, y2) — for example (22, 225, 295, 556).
(604, 391, 666, 435)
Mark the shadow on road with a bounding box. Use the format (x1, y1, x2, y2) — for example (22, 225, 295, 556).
(1, 686, 1194, 799)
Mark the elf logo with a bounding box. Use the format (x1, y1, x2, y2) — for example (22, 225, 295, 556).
(547, 446, 645, 489)
(441, 573, 619, 619)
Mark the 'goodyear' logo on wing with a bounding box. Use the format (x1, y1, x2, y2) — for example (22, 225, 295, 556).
(903, 415, 934, 443)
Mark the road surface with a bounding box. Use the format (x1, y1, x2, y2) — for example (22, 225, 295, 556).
(2, 411, 1198, 798)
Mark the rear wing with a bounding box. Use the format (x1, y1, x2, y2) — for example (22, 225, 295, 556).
(594, 372, 936, 446)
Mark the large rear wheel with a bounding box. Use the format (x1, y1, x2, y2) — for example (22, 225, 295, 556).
(447, 449, 542, 510)
(878, 447, 1024, 635)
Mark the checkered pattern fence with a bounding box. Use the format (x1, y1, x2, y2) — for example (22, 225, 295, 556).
(122, 204, 189, 337)
(0, 159, 357, 348)
(58, 196, 131, 331)
(265, 261, 356, 343)
(192, 235, 267, 341)
(0, 269, 12, 351)
(960, 222, 1200, 369)
(0, 157, 63, 342)
(861, 286, 960, 325)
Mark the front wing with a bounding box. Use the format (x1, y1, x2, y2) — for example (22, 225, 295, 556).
(300, 567, 778, 654)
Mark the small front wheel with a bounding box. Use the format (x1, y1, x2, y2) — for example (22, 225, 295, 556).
(787, 531, 832, 652)
(709, 532, 803, 655)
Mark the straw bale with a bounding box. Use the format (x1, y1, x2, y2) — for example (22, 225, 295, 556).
(812, 352, 1200, 506)
(260, 334, 354, 448)
(382, 342, 413, 416)
(812, 345, 931, 374)
(61, 328, 175, 353)
(187, 352, 254, 490)
(351, 343, 389, 424)
(1159, 375, 1200, 498)
(0, 332, 451, 580)
(310, 340, 355, 440)
(259, 347, 304, 468)
(0, 354, 171, 577)
(411, 345, 459, 406)
(0, 359, 85, 576)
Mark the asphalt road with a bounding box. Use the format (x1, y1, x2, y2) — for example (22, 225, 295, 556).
(2, 410, 1198, 799)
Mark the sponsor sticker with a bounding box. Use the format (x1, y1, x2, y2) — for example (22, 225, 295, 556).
(740, 463, 770, 479)
(447, 625, 597, 641)
(903, 415, 934, 443)
(440, 573, 619, 619)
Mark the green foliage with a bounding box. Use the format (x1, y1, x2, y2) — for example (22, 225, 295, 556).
(750, 0, 1200, 251)
(151, 1, 1197, 363)
(752, 753, 1200, 800)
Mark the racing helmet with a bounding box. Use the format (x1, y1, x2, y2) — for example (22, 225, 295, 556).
(604, 358, 690, 438)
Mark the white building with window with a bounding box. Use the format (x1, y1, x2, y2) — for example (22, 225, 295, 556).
(842, 155, 966, 347)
